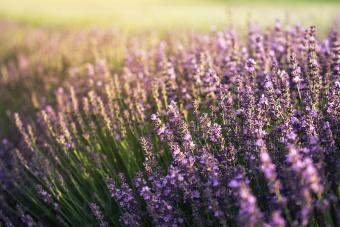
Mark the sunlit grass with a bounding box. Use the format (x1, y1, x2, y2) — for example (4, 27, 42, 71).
(0, 0, 339, 32)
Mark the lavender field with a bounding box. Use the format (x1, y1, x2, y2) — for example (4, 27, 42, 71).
(0, 1, 340, 226)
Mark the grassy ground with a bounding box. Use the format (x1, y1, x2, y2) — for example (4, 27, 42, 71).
(0, 0, 339, 32)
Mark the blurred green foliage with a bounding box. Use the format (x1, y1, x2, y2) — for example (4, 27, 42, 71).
(0, 0, 339, 31)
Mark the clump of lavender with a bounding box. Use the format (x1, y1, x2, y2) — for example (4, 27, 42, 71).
(1, 23, 339, 227)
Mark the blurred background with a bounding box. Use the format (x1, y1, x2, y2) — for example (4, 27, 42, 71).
(0, 0, 339, 139)
(0, 0, 339, 32)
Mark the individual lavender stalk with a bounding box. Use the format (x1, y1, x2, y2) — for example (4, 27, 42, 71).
(192, 101, 225, 149)
(198, 146, 226, 223)
(229, 169, 264, 227)
(272, 20, 286, 59)
(305, 26, 322, 109)
(329, 30, 340, 82)
(107, 175, 140, 227)
(134, 172, 184, 226)
(317, 37, 332, 94)
(238, 84, 260, 174)
(192, 103, 236, 204)
(217, 90, 238, 143)
(163, 61, 178, 102)
(253, 35, 266, 73)
(150, 113, 173, 143)
(168, 142, 200, 202)
(300, 110, 326, 167)
(166, 100, 196, 153)
(36, 185, 59, 210)
(56, 112, 74, 150)
(245, 58, 257, 89)
(265, 211, 286, 227)
(89, 202, 109, 227)
(16, 205, 35, 227)
(254, 94, 269, 132)
(0, 210, 14, 227)
(287, 132, 323, 194)
(278, 70, 293, 116)
(223, 30, 239, 84)
(320, 121, 339, 189)
(285, 132, 324, 226)
(239, 84, 256, 138)
(14, 113, 35, 152)
(320, 121, 336, 153)
(151, 80, 163, 113)
(88, 91, 113, 134)
(139, 137, 161, 177)
(326, 80, 340, 129)
(186, 55, 202, 100)
(289, 52, 303, 104)
(301, 157, 324, 195)
(152, 109, 201, 205)
(264, 79, 282, 120)
(68, 86, 86, 132)
(202, 67, 221, 100)
(256, 138, 285, 205)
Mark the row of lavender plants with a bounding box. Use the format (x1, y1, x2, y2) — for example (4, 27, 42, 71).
(0, 22, 339, 226)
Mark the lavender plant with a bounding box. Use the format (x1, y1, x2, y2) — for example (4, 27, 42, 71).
(0, 23, 339, 227)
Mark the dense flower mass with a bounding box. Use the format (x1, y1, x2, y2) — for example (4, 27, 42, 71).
(0, 22, 339, 226)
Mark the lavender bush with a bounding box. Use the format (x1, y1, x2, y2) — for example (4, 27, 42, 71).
(0, 22, 339, 226)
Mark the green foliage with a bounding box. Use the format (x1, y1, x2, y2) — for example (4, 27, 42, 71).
(0, 0, 339, 31)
